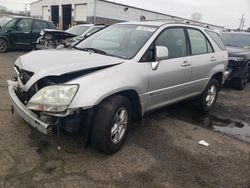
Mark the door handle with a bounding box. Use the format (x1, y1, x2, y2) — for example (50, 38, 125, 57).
(211, 56, 217, 62)
(181, 61, 191, 67)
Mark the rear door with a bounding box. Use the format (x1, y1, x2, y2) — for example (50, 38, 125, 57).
(186, 28, 216, 93)
(9, 18, 33, 46)
(31, 20, 49, 44)
(146, 27, 192, 111)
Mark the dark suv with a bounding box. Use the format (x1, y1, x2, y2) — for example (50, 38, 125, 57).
(0, 16, 56, 52)
(221, 32, 250, 90)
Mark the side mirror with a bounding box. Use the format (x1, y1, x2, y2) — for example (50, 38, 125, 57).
(151, 46, 169, 70)
(156, 46, 169, 61)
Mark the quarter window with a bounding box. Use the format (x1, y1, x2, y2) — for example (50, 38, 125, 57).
(33, 20, 48, 31)
(188, 29, 213, 55)
(206, 30, 226, 50)
(155, 28, 187, 59)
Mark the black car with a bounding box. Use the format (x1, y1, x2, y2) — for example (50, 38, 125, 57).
(221, 32, 250, 90)
(0, 16, 56, 52)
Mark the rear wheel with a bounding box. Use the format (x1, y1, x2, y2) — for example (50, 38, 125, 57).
(90, 95, 131, 154)
(231, 72, 249, 90)
(0, 38, 8, 53)
(196, 78, 219, 112)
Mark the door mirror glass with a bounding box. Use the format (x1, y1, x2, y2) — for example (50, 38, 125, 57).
(156, 46, 169, 61)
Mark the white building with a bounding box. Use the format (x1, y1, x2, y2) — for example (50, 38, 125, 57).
(30, 0, 224, 30)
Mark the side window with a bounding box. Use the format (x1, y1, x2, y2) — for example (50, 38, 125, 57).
(206, 30, 226, 50)
(16, 19, 32, 33)
(188, 29, 213, 55)
(155, 28, 187, 59)
(33, 20, 48, 31)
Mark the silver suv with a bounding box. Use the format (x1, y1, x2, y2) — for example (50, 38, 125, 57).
(8, 21, 228, 154)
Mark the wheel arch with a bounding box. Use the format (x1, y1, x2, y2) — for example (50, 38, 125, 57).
(211, 72, 223, 90)
(97, 89, 142, 121)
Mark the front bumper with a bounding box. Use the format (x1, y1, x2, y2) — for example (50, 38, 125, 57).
(8, 81, 52, 135)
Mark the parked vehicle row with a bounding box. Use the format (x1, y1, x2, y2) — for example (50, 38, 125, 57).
(221, 32, 250, 90)
(7, 21, 228, 154)
(0, 16, 56, 52)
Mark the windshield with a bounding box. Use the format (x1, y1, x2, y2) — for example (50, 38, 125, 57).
(75, 24, 157, 59)
(66, 25, 90, 36)
(0, 17, 13, 27)
(221, 33, 250, 48)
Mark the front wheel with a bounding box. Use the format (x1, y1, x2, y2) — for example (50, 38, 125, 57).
(90, 95, 131, 154)
(231, 72, 249, 90)
(196, 78, 219, 112)
(0, 38, 8, 53)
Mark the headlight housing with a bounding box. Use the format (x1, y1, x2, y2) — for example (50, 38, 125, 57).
(27, 85, 79, 113)
(228, 56, 245, 62)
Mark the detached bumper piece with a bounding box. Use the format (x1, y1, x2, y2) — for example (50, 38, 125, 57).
(8, 81, 52, 135)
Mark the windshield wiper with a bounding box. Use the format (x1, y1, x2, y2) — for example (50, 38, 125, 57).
(73, 47, 107, 55)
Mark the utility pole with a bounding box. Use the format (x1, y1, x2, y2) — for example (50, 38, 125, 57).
(25, 4, 27, 16)
(239, 14, 244, 31)
(241, 17, 245, 30)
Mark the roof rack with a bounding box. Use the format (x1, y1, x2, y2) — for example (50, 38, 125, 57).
(143, 19, 213, 29)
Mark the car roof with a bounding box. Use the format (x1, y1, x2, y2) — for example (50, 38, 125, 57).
(117, 21, 215, 31)
(74, 24, 105, 27)
(221, 31, 250, 35)
(6, 15, 53, 23)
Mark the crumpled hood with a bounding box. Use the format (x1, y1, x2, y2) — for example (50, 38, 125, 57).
(226, 46, 250, 56)
(16, 49, 124, 90)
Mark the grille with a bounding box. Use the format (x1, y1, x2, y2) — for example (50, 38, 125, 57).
(15, 66, 34, 85)
(15, 86, 30, 105)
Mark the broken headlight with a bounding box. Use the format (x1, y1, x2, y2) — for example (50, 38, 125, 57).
(27, 85, 79, 113)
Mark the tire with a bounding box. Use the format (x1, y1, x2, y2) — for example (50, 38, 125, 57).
(196, 78, 219, 112)
(231, 72, 249, 90)
(90, 95, 131, 154)
(0, 38, 8, 53)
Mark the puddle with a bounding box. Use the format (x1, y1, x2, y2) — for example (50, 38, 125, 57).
(165, 103, 250, 144)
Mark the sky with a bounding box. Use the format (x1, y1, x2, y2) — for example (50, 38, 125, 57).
(0, 0, 249, 29)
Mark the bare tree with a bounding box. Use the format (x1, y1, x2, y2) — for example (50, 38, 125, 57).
(191, 12, 203, 22)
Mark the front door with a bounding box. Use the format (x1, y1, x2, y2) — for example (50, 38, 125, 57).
(9, 18, 33, 46)
(146, 27, 192, 111)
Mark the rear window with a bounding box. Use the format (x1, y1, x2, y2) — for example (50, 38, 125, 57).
(187, 29, 213, 55)
(33, 20, 48, 31)
(206, 30, 226, 50)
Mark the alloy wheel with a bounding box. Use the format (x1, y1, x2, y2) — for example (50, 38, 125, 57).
(206, 85, 217, 106)
(111, 107, 128, 144)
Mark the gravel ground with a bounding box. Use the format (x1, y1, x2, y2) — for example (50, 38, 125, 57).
(0, 51, 249, 188)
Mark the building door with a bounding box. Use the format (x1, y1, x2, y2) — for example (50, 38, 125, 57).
(51, 6, 59, 28)
(62, 4, 72, 30)
(75, 4, 87, 22)
(42, 6, 49, 20)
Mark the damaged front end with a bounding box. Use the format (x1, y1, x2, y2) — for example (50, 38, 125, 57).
(35, 29, 77, 50)
(8, 71, 93, 137)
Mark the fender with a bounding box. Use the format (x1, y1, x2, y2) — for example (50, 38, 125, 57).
(241, 61, 250, 77)
(207, 63, 225, 79)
